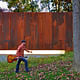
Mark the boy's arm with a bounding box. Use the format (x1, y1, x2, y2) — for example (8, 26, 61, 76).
(25, 48, 32, 53)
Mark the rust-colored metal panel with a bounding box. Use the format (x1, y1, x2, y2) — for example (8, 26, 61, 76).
(37, 13, 52, 50)
(44, 13, 52, 49)
(0, 13, 5, 49)
(40, 13, 52, 49)
(24, 13, 31, 49)
(24, 13, 33, 49)
(0, 13, 10, 49)
(16, 13, 25, 45)
(2, 13, 10, 40)
(0, 12, 73, 50)
(37, 13, 44, 49)
(52, 12, 66, 50)
(65, 12, 73, 51)
(9, 13, 25, 49)
(24, 13, 39, 50)
(30, 13, 39, 49)
(0, 13, 3, 42)
(9, 13, 17, 49)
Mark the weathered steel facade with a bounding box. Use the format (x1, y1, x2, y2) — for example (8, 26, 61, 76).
(0, 12, 73, 50)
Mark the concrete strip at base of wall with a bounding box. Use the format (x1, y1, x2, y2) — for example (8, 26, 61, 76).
(0, 50, 65, 62)
(0, 50, 65, 55)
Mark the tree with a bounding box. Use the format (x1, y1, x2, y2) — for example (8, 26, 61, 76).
(3, 0, 72, 12)
(40, 0, 72, 12)
(73, 0, 80, 72)
(3, 0, 40, 12)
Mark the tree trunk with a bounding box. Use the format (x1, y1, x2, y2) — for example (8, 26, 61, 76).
(73, 0, 80, 72)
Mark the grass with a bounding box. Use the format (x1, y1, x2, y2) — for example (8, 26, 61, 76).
(0, 51, 80, 80)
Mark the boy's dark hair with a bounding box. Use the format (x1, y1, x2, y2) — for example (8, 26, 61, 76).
(21, 40, 26, 43)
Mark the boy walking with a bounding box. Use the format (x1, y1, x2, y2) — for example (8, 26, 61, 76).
(16, 40, 32, 73)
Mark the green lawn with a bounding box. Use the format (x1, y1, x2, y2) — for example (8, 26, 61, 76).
(0, 52, 80, 80)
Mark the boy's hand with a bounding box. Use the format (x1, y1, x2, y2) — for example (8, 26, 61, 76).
(26, 50, 32, 53)
(29, 51, 32, 53)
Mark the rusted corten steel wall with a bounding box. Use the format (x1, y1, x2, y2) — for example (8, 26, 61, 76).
(0, 12, 73, 50)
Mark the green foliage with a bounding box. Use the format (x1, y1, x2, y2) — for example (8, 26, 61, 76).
(0, 51, 80, 80)
(3, 0, 72, 12)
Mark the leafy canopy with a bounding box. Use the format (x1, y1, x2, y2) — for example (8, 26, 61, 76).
(3, 0, 72, 12)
